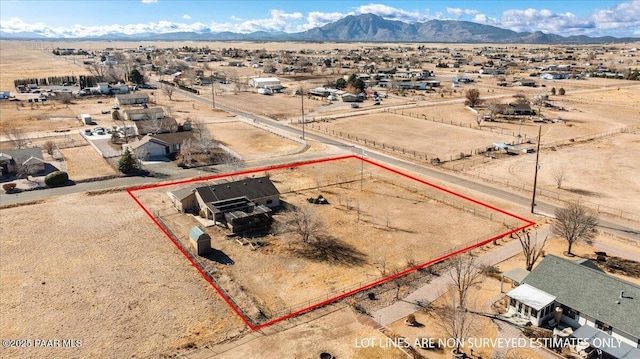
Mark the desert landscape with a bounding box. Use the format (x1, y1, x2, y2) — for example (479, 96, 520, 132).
(1, 31, 639, 359)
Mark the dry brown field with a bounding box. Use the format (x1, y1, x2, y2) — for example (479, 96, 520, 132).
(0, 191, 245, 359)
(312, 111, 515, 159)
(205, 120, 300, 156)
(59, 145, 118, 180)
(134, 157, 525, 324)
(464, 132, 640, 217)
(0, 41, 89, 90)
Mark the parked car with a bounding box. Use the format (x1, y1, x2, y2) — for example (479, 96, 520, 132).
(112, 105, 120, 110)
(94, 127, 105, 135)
(351, 103, 360, 108)
(101, 110, 110, 114)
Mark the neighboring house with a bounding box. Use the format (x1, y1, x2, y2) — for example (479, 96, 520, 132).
(341, 93, 360, 102)
(115, 93, 149, 106)
(506, 255, 640, 358)
(540, 73, 569, 80)
(248, 77, 282, 90)
(123, 107, 164, 121)
(124, 132, 194, 158)
(497, 103, 534, 116)
(0, 148, 46, 177)
(133, 116, 178, 135)
(168, 176, 280, 235)
(513, 79, 537, 87)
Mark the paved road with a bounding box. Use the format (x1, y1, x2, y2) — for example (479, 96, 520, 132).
(3, 83, 638, 243)
(165, 83, 640, 241)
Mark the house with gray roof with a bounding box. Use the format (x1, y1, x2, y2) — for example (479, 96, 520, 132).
(0, 147, 46, 177)
(168, 176, 280, 235)
(506, 255, 640, 358)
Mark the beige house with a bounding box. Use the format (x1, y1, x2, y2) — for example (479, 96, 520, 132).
(115, 93, 149, 106)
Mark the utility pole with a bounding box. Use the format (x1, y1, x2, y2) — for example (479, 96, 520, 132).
(211, 72, 215, 109)
(301, 86, 305, 140)
(531, 125, 542, 213)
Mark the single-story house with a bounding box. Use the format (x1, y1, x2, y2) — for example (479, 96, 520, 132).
(506, 255, 640, 358)
(497, 103, 534, 116)
(341, 93, 360, 102)
(0, 148, 46, 177)
(133, 116, 178, 135)
(169, 176, 280, 235)
(189, 226, 211, 256)
(123, 107, 164, 121)
(248, 77, 282, 90)
(124, 132, 194, 158)
(115, 93, 149, 106)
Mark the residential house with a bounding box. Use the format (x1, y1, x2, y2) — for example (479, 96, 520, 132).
(123, 107, 165, 121)
(123, 131, 193, 158)
(0, 148, 46, 177)
(506, 255, 640, 358)
(498, 103, 534, 116)
(248, 77, 282, 91)
(168, 176, 280, 235)
(115, 93, 149, 106)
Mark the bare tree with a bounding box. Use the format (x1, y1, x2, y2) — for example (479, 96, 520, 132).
(449, 253, 483, 309)
(513, 92, 529, 105)
(552, 166, 567, 189)
(43, 141, 56, 156)
(464, 88, 482, 107)
(486, 100, 502, 121)
(428, 291, 479, 354)
(85, 63, 107, 82)
(277, 204, 326, 244)
(3, 128, 28, 149)
(178, 138, 195, 166)
(56, 92, 73, 104)
(191, 119, 218, 154)
(162, 84, 175, 100)
(515, 230, 548, 271)
(552, 202, 598, 255)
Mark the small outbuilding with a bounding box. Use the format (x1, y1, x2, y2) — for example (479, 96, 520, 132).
(189, 226, 211, 256)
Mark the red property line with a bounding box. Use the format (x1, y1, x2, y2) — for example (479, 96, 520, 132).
(127, 155, 535, 331)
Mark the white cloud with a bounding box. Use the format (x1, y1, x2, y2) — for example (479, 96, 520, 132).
(141, 0, 157, 3)
(446, 8, 463, 18)
(1, 2, 638, 38)
(355, 4, 429, 23)
(592, 0, 640, 30)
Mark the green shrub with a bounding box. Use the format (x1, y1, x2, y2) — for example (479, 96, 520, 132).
(44, 171, 69, 186)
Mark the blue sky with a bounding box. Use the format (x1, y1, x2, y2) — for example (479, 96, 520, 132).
(1, 0, 639, 37)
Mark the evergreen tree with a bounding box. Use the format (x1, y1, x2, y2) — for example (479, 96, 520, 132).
(129, 69, 145, 84)
(118, 148, 139, 174)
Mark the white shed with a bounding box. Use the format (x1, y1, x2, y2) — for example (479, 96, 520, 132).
(249, 77, 282, 90)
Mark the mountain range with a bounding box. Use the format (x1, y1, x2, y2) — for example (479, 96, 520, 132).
(2, 14, 638, 43)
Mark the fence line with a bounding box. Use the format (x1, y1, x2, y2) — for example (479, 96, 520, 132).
(154, 171, 521, 327)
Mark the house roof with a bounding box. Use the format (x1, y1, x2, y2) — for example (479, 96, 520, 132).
(507, 283, 556, 311)
(195, 176, 279, 204)
(502, 267, 530, 284)
(150, 132, 196, 146)
(0, 147, 43, 163)
(523, 255, 640, 339)
(123, 107, 164, 117)
(116, 93, 149, 101)
(572, 325, 640, 359)
(134, 117, 178, 135)
(189, 226, 210, 241)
